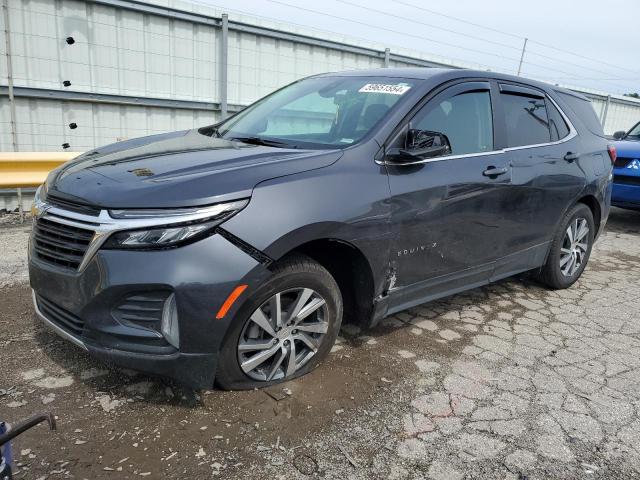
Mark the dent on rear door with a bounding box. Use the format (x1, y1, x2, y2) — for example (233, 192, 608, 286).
(508, 140, 586, 251)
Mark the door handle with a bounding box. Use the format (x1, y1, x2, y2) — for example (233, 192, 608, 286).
(564, 152, 580, 162)
(482, 166, 508, 177)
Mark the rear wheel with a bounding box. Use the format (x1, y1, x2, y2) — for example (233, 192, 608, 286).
(538, 204, 594, 289)
(216, 255, 342, 390)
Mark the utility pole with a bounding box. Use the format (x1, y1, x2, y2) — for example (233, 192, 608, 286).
(517, 37, 528, 76)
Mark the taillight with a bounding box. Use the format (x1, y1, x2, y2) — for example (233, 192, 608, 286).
(607, 144, 617, 165)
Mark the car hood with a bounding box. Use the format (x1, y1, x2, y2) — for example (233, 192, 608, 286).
(614, 139, 640, 158)
(48, 129, 342, 208)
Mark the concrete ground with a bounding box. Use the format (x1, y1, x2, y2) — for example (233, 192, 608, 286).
(1, 208, 640, 479)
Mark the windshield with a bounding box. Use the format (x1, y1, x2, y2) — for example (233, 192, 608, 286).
(627, 122, 640, 139)
(214, 76, 418, 149)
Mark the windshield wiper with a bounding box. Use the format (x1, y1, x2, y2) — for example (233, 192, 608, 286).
(229, 136, 297, 148)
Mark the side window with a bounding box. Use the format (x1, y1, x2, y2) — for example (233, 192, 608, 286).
(411, 90, 493, 156)
(501, 93, 551, 147)
(547, 100, 570, 141)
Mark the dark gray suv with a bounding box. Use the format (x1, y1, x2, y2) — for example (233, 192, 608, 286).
(29, 68, 613, 389)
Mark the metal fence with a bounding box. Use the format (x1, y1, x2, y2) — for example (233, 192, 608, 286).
(2, 0, 640, 152)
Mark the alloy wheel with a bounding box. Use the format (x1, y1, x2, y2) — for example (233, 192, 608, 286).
(560, 217, 589, 277)
(237, 288, 329, 381)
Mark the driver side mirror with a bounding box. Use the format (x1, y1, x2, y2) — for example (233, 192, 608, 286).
(613, 130, 627, 140)
(387, 129, 452, 162)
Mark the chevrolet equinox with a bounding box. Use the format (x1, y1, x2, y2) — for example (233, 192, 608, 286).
(29, 68, 614, 389)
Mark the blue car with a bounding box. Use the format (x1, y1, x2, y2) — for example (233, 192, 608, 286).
(613, 121, 640, 210)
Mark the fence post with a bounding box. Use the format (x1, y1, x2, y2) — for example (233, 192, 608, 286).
(601, 95, 611, 131)
(384, 48, 390, 68)
(220, 13, 229, 120)
(2, 0, 16, 152)
(2, 0, 23, 221)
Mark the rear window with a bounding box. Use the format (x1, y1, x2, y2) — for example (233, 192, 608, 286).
(501, 93, 550, 147)
(555, 91, 604, 137)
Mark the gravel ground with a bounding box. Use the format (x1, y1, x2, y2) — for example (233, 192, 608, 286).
(1, 208, 640, 479)
(0, 216, 30, 288)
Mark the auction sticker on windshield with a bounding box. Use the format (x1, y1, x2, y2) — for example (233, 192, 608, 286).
(359, 83, 411, 95)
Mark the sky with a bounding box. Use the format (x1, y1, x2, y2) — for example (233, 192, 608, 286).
(193, 0, 639, 95)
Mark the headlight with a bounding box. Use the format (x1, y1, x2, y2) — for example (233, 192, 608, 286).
(32, 170, 59, 215)
(31, 183, 48, 217)
(35, 183, 46, 202)
(102, 200, 247, 249)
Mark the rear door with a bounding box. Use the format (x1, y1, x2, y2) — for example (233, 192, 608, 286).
(492, 83, 586, 280)
(384, 81, 514, 312)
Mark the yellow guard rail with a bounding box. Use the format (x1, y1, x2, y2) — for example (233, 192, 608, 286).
(0, 152, 82, 189)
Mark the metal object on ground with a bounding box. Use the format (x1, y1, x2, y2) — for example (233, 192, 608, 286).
(0, 413, 56, 480)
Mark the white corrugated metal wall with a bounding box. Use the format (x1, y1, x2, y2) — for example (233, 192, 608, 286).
(1, 0, 640, 153)
(7, 0, 222, 100)
(601, 99, 640, 134)
(0, 97, 215, 151)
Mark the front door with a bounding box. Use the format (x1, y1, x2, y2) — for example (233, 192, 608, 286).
(384, 81, 514, 312)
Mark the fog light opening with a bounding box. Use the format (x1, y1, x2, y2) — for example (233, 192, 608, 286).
(161, 293, 179, 348)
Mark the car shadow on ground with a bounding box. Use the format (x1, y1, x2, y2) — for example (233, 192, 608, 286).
(32, 322, 202, 407)
(337, 207, 640, 356)
(605, 206, 640, 234)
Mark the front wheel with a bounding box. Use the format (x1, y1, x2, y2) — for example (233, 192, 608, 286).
(216, 255, 342, 390)
(538, 203, 595, 289)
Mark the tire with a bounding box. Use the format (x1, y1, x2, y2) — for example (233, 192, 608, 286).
(537, 203, 595, 290)
(216, 254, 342, 390)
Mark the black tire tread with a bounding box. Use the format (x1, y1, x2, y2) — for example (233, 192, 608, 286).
(269, 253, 330, 278)
(215, 253, 342, 390)
(538, 203, 594, 290)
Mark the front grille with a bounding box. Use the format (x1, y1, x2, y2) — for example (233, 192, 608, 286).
(33, 217, 95, 270)
(112, 291, 168, 332)
(37, 295, 85, 337)
(613, 175, 640, 186)
(46, 194, 101, 217)
(614, 157, 635, 169)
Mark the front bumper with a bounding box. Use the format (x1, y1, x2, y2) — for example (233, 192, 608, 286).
(29, 231, 270, 389)
(32, 290, 216, 387)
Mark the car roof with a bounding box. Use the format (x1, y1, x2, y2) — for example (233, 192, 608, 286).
(316, 67, 587, 101)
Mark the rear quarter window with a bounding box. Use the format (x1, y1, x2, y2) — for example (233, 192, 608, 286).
(547, 100, 570, 141)
(555, 91, 604, 137)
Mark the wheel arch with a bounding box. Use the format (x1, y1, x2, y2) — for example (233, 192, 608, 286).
(576, 194, 602, 236)
(538, 192, 602, 271)
(276, 237, 377, 328)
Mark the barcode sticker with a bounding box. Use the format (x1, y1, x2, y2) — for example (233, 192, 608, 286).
(359, 83, 411, 95)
